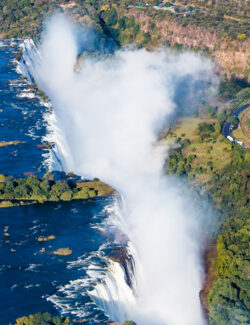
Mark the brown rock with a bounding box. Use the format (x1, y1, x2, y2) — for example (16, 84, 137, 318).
(53, 248, 72, 256)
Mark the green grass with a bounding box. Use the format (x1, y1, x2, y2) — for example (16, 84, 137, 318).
(232, 106, 250, 146)
(169, 117, 233, 184)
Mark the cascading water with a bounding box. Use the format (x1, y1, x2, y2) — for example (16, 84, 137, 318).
(18, 14, 217, 325)
(18, 37, 140, 323)
(88, 259, 137, 323)
(17, 38, 41, 83)
(17, 39, 66, 172)
(88, 199, 139, 323)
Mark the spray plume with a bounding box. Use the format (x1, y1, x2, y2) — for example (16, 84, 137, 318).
(32, 14, 217, 325)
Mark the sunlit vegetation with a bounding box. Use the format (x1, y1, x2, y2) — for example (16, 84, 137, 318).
(165, 83, 250, 324)
(176, 0, 249, 19)
(219, 78, 249, 100)
(167, 126, 250, 323)
(123, 321, 137, 325)
(13, 312, 70, 325)
(0, 0, 248, 66)
(29, 83, 49, 101)
(13, 313, 136, 325)
(98, 6, 141, 46)
(208, 219, 250, 324)
(232, 107, 250, 146)
(0, 174, 114, 207)
(0, 0, 63, 38)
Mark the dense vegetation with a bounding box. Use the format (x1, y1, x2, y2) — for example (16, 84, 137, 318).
(165, 85, 250, 324)
(169, 10, 249, 40)
(13, 312, 136, 325)
(0, 0, 63, 38)
(167, 142, 249, 323)
(105, 0, 249, 41)
(14, 312, 69, 325)
(1, 0, 248, 43)
(0, 174, 114, 207)
(176, 0, 248, 19)
(0, 0, 249, 82)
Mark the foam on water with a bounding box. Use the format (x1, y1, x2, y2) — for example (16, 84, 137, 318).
(25, 264, 42, 272)
(88, 260, 137, 323)
(17, 39, 41, 82)
(15, 38, 63, 172)
(47, 250, 110, 319)
(17, 90, 36, 99)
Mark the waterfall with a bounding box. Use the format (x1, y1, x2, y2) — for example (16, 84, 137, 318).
(17, 38, 41, 83)
(88, 260, 137, 323)
(17, 38, 66, 172)
(17, 14, 217, 324)
(18, 37, 139, 323)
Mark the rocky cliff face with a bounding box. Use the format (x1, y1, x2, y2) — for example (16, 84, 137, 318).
(127, 10, 250, 81)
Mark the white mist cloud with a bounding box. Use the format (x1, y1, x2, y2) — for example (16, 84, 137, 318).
(34, 14, 216, 325)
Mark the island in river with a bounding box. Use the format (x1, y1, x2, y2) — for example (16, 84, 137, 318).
(0, 173, 114, 208)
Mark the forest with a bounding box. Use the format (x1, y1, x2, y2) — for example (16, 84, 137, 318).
(13, 312, 136, 325)
(166, 83, 250, 324)
(0, 174, 114, 206)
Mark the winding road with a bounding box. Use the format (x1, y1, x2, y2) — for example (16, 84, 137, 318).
(221, 103, 250, 148)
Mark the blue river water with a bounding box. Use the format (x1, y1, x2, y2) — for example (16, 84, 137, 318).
(0, 41, 49, 177)
(0, 40, 115, 325)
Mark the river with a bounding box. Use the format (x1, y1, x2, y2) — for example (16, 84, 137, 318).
(0, 39, 124, 325)
(1, 24, 215, 324)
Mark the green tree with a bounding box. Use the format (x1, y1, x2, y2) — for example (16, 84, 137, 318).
(236, 87, 250, 102)
(26, 176, 40, 188)
(118, 17, 127, 30)
(5, 181, 14, 193)
(60, 191, 73, 201)
(101, 7, 118, 26)
(14, 312, 70, 325)
(133, 23, 140, 36)
(14, 184, 29, 198)
(40, 180, 50, 192)
(51, 181, 71, 197)
(143, 31, 151, 45)
(207, 106, 217, 118)
(228, 116, 238, 125)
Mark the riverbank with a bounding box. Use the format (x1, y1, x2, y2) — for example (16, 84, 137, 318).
(165, 112, 250, 323)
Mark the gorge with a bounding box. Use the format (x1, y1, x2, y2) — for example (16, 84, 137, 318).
(16, 14, 218, 325)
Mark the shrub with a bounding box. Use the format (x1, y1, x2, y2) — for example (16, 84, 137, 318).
(228, 116, 238, 125)
(60, 191, 73, 201)
(236, 87, 250, 102)
(14, 312, 70, 325)
(181, 138, 191, 148)
(143, 31, 152, 45)
(198, 122, 215, 134)
(207, 106, 218, 118)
